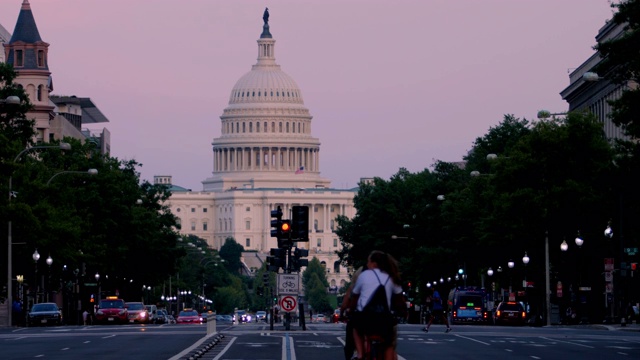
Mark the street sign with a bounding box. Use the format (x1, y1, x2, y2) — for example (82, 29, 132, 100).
(604, 258, 614, 271)
(625, 247, 638, 256)
(279, 295, 298, 312)
(278, 273, 300, 295)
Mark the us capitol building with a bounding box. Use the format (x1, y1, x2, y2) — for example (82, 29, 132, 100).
(163, 11, 358, 291)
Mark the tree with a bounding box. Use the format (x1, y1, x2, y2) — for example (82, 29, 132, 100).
(219, 237, 245, 274)
(302, 258, 331, 312)
(595, 0, 640, 138)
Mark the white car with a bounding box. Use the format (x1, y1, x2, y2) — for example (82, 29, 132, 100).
(255, 311, 267, 322)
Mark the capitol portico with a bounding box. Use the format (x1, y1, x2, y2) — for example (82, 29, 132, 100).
(164, 11, 356, 290)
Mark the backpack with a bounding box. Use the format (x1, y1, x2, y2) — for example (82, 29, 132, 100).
(360, 270, 395, 342)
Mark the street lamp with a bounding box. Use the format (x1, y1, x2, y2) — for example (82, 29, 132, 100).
(6, 142, 72, 326)
(33, 249, 41, 304)
(46, 255, 53, 302)
(95, 273, 101, 303)
(46, 168, 98, 186)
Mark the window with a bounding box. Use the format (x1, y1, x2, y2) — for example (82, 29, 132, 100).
(191, 221, 196, 231)
(203, 222, 208, 231)
(317, 238, 322, 247)
(246, 221, 251, 230)
(15, 50, 23, 67)
(246, 238, 250, 247)
(314, 219, 318, 231)
(333, 238, 338, 247)
(330, 220, 335, 231)
(314, 206, 318, 213)
(176, 208, 181, 212)
(176, 218, 182, 227)
(203, 208, 207, 213)
(257, 122, 260, 132)
(37, 50, 44, 67)
(246, 207, 250, 211)
(191, 208, 195, 213)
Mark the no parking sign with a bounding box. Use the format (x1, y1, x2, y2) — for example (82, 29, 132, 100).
(279, 295, 298, 313)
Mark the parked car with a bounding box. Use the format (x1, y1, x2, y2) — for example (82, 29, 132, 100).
(255, 311, 267, 323)
(126, 302, 149, 324)
(28, 302, 62, 326)
(145, 304, 158, 323)
(155, 309, 168, 324)
(311, 314, 326, 323)
(494, 301, 527, 326)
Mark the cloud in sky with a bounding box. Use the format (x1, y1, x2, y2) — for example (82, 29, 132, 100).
(0, 0, 614, 190)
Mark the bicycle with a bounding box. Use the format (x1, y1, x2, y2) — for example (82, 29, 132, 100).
(364, 333, 390, 360)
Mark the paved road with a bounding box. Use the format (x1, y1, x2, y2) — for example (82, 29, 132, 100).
(1, 321, 639, 359)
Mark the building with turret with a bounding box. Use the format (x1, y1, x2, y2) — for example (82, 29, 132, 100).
(1, 0, 111, 153)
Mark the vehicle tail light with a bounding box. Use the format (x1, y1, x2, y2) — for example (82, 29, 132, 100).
(521, 311, 526, 318)
(496, 310, 501, 317)
(452, 310, 457, 318)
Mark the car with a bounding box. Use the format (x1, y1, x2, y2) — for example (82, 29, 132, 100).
(311, 314, 326, 323)
(95, 297, 128, 324)
(331, 309, 342, 323)
(155, 309, 168, 324)
(145, 304, 158, 323)
(494, 301, 527, 326)
(199, 313, 209, 323)
(166, 314, 177, 324)
(176, 309, 201, 324)
(127, 302, 150, 324)
(255, 310, 267, 322)
(28, 302, 62, 326)
(236, 310, 251, 323)
(216, 314, 233, 323)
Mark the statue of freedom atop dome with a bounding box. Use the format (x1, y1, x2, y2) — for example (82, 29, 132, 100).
(263, 8, 269, 24)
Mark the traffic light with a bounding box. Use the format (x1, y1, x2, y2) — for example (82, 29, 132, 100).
(292, 247, 309, 272)
(277, 220, 292, 248)
(269, 248, 287, 271)
(291, 205, 309, 242)
(270, 207, 283, 238)
(632, 263, 638, 271)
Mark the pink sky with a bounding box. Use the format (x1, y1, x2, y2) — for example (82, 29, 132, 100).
(0, 0, 615, 190)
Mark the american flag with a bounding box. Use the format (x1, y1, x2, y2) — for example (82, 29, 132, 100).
(295, 166, 304, 175)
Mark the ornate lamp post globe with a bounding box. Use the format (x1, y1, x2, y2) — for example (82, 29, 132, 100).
(458, 268, 464, 275)
(426, 283, 431, 288)
(522, 252, 530, 265)
(33, 249, 40, 262)
(439, 278, 444, 284)
(508, 260, 515, 269)
(487, 268, 494, 277)
(560, 240, 569, 252)
(46, 256, 53, 267)
(604, 224, 613, 238)
(95, 273, 100, 282)
(575, 236, 584, 248)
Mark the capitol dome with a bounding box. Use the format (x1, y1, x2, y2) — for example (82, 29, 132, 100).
(226, 24, 305, 107)
(203, 15, 330, 192)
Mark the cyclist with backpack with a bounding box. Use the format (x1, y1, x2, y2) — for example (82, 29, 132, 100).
(349, 250, 404, 360)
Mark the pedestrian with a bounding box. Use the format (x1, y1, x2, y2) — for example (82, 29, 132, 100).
(422, 286, 451, 333)
(349, 250, 404, 360)
(82, 309, 89, 325)
(340, 266, 363, 360)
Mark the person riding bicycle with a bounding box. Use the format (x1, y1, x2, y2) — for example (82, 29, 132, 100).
(349, 250, 404, 360)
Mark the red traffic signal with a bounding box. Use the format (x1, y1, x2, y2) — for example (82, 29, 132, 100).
(632, 263, 638, 271)
(281, 221, 291, 232)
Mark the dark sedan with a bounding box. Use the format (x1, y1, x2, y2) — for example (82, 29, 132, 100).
(28, 303, 62, 326)
(494, 301, 527, 325)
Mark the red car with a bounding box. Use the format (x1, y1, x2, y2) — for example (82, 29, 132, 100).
(95, 297, 128, 324)
(176, 309, 201, 324)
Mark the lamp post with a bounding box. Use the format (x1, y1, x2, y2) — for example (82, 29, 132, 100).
(522, 252, 530, 315)
(46, 255, 53, 302)
(487, 267, 494, 308)
(507, 260, 515, 295)
(32, 249, 41, 304)
(95, 273, 101, 303)
(46, 168, 98, 186)
(6, 141, 72, 327)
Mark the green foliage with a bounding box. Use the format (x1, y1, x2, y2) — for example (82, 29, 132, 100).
(336, 112, 620, 305)
(219, 237, 245, 274)
(302, 258, 331, 312)
(595, 0, 640, 138)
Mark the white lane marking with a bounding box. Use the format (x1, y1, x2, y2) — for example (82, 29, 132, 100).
(618, 352, 628, 356)
(211, 337, 237, 360)
(505, 349, 513, 352)
(61, 348, 70, 350)
(102, 335, 116, 339)
(531, 356, 541, 359)
(539, 337, 594, 348)
(453, 334, 491, 346)
(83, 341, 90, 343)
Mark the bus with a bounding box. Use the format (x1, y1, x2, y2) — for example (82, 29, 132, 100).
(447, 286, 490, 324)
